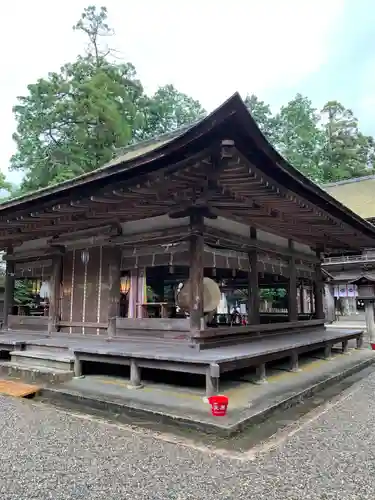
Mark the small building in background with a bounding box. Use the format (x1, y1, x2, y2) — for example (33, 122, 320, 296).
(323, 176, 375, 317)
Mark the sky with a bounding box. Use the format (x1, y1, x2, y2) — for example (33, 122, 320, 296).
(1, 0, 375, 185)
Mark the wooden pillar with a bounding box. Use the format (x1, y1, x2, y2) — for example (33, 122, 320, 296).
(73, 355, 83, 378)
(289, 351, 300, 372)
(255, 363, 267, 384)
(189, 211, 204, 334)
(324, 343, 333, 360)
(107, 247, 121, 338)
(3, 247, 15, 330)
(365, 301, 375, 345)
(314, 251, 325, 320)
(288, 241, 298, 321)
(205, 363, 220, 397)
(356, 333, 364, 349)
(128, 359, 143, 389)
(247, 227, 259, 324)
(299, 283, 305, 314)
(309, 284, 314, 314)
(48, 254, 63, 335)
(342, 339, 350, 354)
(205, 370, 216, 398)
(324, 284, 335, 323)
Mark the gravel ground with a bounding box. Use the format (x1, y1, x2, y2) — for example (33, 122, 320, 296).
(1, 372, 375, 499)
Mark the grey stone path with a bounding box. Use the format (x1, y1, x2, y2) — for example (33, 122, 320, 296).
(2, 372, 375, 499)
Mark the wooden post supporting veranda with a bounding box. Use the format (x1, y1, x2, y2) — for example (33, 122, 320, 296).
(314, 251, 325, 320)
(288, 241, 298, 322)
(356, 283, 375, 347)
(3, 247, 15, 330)
(365, 301, 375, 347)
(299, 283, 305, 315)
(189, 211, 205, 335)
(247, 227, 260, 325)
(48, 254, 63, 335)
(107, 247, 121, 338)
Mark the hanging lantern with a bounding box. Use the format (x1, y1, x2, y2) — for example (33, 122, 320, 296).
(31, 279, 41, 295)
(120, 276, 130, 294)
(81, 249, 90, 265)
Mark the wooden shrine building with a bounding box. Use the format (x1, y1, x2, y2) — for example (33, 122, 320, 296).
(0, 93, 374, 394)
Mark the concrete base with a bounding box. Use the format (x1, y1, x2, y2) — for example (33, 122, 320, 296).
(37, 347, 375, 436)
(10, 350, 74, 371)
(0, 361, 74, 385)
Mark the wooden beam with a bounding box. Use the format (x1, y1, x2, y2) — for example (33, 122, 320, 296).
(217, 152, 356, 249)
(48, 254, 63, 334)
(49, 225, 120, 245)
(247, 227, 260, 324)
(3, 247, 14, 330)
(107, 247, 121, 338)
(111, 225, 192, 247)
(189, 211, 205, 334)
(314, 250, 325, 320)
(288, 240, 298, 321)
(204, 226, 319, 263)
(4, 248, 65, 263)
(169, 206, 217, 220)
(234, 148, 351, 233)
(167, 144, 233, 220)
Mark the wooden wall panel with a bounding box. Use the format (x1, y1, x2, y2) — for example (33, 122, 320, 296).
(99, 247, 114, 326)
(60, 246, 114, 335)
(71, 250, 84, 334)
(84, 246, 101, 335)
(96, 246, 107, 334)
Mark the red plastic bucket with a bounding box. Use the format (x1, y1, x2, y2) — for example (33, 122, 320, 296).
(371, 344, 375, 351)
(208, 395, 229, 417)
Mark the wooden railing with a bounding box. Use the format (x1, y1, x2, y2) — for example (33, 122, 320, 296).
(324, 253, 375, 264)
(8, 315, 49, 331)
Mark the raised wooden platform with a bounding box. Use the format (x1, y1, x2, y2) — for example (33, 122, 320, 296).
(0, 332, 50, 351)
(0, 327, 364, 395)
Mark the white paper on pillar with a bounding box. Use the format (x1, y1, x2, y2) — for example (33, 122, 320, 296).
(217, 293, 228, 314)
(127, 270, 138, 318)
(39, 281, 51, 299)
(347, 285, 356, 297)
(137, 268, 147, 318)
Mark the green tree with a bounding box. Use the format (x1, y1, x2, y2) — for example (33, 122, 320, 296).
(0, 172, 13, 195)
(320, 100, 375, 181)
(244, 93, 278, 144)
(10, 6, 144, 192)
(14, 280, 37, 313)
(275, 94, 325, 182)
(10, 5, 204, 193)
(8, 2, 375, 195)
(136, 85, 205, 140)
